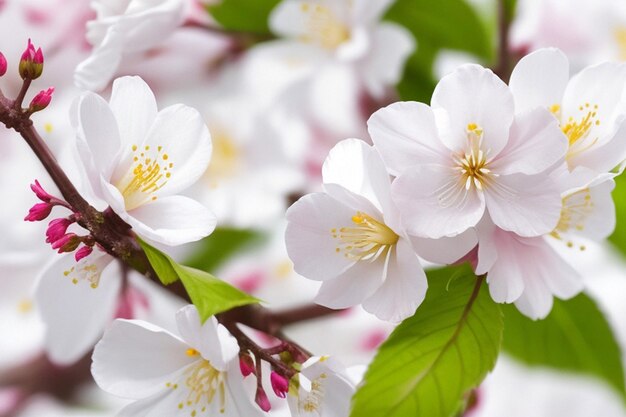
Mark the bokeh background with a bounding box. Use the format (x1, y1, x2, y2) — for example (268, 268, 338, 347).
(1, 0, 626, 416)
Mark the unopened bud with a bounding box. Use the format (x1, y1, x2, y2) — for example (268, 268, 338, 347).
(51, 233, 80, 253)
(46, 217, 72, 243)
(24, 202, 52, 222)
(30, 179, 52, 202)
(270, 372, 289, 399)
(75, 245, 93, 262)
(239, 353, 255, 378)
(19, 38, 43, 80)
(29, 87, 53, 112)
(255, 387, 271, 412)
(0, 52, 6, 77)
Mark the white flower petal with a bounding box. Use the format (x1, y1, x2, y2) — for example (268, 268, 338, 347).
(410, 228, 477, 265)
(509, 48, 569, 113)
(322, 139, 394, 216)
(351, 0, 395, 24)
(362, 239, 427, 322)
(175, 306, 238, 371)
(142, 104, 212, 196)
(285, 192, 358, 281)
(74, 27, 125, 91)
(76, 92, 122, 181)
(573, 118, 626, 174)
(314, 255, 386, 309)
(368, 101, 449, 175)
(109, 76, 158, 151)
(35, 252, 118, 365)
(361, 23, 416, 98)
(92, 319, 195, 399)
(269, 0, 316, 38)
(392, 164, 485, 238)
(126, 195, 217, 246)
(431, 64, 514, 156)
(483, 230, 527, 303)
(485, 172, 562, 237)
(490, 107, 568, 176)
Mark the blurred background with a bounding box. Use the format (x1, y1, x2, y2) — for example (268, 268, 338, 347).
(1, 0, 626, 416)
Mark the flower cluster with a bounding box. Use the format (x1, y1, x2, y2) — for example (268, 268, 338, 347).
(286, 48, 626, 320)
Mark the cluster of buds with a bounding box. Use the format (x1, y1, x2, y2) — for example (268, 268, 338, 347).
(26, 180, 95, 261)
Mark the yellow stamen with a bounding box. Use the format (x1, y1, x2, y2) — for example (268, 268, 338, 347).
(550, 188, 593, 251)
(299, 2, 350, 49)
(332, 212, 398, 262)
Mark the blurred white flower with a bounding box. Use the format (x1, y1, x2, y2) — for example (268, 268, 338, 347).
(372, 65, 567, 239)
(286, 139, 476, 322)
(74, 75, 215, 246)
(92, 305, 264, 417)
(511, 0, 626, 68)
(75, 0, 186, 91)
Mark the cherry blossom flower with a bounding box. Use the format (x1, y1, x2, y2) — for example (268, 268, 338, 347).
(74, 75, 215, 246)
(75, 0, 186, 91)
(510, 0, 626, 68)
(285, 139, 476, 322)
(92, 305, 264, 417)
(269, 0, 415, 99)
(370, 64, 568, 239)
(509, 48, 626, 174)
(286, 356, 355, 417)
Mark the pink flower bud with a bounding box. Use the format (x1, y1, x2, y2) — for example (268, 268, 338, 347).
(51, 233, 80, 253)
(30, 179, 52, 202)
(0, 52, 6, 77)
(239, 354, 255, 378)
(46, 217, 72, 243)
(74, 245, 93, 262)
(270, 372, 289, 399)
(24, 202, 51, 221)
(255, 387, 271, 412)
(19, 38, 43, 80)
(29, 87, 53, 112)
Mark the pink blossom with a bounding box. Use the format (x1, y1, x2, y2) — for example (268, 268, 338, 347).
(270, 371, 289, 399)
(24, 202, 52, 221)
(29, 87, 54, 112)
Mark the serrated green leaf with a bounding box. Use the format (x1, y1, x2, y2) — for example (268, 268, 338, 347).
(136, 237, 259, 321)
(385, 0, 493, 102)
(184, 227, 265, 273)
(208, 0, 281, 34)
(503, 293, 626, 399)
(351, 266, 503, 417)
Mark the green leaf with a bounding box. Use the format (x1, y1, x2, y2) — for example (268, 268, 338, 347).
(503, 293, 626, 399)
(184, 227, 265, 273)
(173, 264, 260, 322)
(208, 0, 281, 34)
(609, 174, 626, 256)
(385, 0, 493, 101)
(137, 237, 259, 321)
(351, 267, 503, 417)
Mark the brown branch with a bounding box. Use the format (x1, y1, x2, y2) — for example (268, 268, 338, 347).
(493, 0, 513, 82)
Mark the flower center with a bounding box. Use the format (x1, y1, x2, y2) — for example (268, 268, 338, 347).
(559, 103, 601, 160)
(206, 130, 240, 188)
(331, 212, 399, 262)
(63, 261, 103, 289)
(615, 27, 626, 60)
(455, 123, 492, 191)
(549, 187, 593, 251)
(300, 3, 350, 49)
(115, 144, 173, 211)
(299, 372, 328, 413)
(169, 352, 227, 416)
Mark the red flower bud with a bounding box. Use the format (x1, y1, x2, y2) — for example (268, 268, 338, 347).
(46, 217, 73, 243)
(0, 52, 6, 77)
(24, 202, 52, 221)
(255, 387, 271, 412)
(30, 179, 52, 202)
(51, 233, 80, 253)
(19, 38, 44, 80)
(75, 245, 93, 262)
(29, 87, 54, 112)
(270, 371, 289, 399)
(239, 353, 255, 378)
